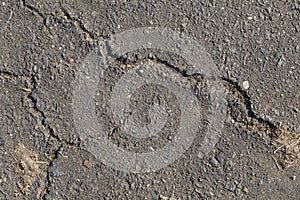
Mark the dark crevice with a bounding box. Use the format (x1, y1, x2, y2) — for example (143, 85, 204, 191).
(114, 53, 278, 137)
(22, 0, 96, 42)
(115, 52, 189, 76)
(42, 146, 62, 200)
(28, 74, 79, 147)
(222, 77, 278, 133)
(28, 75, 61, 142)
(22, 0, 48, 27)
(0, 70, 29, 79)
(60, 6, 95, 40)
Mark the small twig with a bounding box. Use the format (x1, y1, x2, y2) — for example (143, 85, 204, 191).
(274, 145, 284, 154)
(271, 155, 281, 170)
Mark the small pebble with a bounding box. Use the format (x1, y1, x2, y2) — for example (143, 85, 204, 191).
(23, 43, 30, 49)
(194, 189, 202, 194)
(209, 157, 219, 167)
(235, 188, 241, 196)
(224, 184, 236, 192)
(103, 190, 110, 197)
(293, 126, 300, 133)
(0, 136, 5, 146)
(243, 186, 249, 193)
(83, 159, 95, 169)
(264, 31, 271, 40)
(242, 81, 249, 90)
(277, 56, 286, 67)
(129, 182, 135, 190)
(185, 68, 197, 76)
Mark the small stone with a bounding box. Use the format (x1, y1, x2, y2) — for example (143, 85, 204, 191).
(242, 81, 249, 90)
(242, 186, 249, 194)
(216, 152, 225, 163)
(293, 107, 299, 113)
(124, 58, 130, 65)
(264, 31, 270, 40)
(96, 172, 102, 179)
(202, 167, 208, 173)
(195, 183, 201, 188)
(83, 159, 95, 169)
(194, 189, 202, 194)
(23, 43, 30, 49)
(61, 51, 67, 60)
(0, 136, 5, 146)
(149, 53, 155, 59)
(291, 176, 296, 180)
(293, 126, 300, 133)
(103, 190, 110, 197)
(129, 182, 135, 190)
(224, 184, 236, 192)
(209, 157, 219, 167)
(235, 188, 241, 196)
(185, 68, 197, 76)
(277, 56, 286, 67)
(266, 6, 272, 14)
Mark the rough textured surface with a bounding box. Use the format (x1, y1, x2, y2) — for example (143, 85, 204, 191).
(0, 0, 299, 199)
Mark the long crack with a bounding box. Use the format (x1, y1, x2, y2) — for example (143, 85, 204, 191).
(25, 74, 80, 199)
(114, 54, 299, 169)
(40, 145, 62, 200)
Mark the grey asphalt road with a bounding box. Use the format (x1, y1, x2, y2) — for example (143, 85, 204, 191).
(0, 0, 299, 199)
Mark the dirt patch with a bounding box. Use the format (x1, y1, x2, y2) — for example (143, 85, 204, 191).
(275, 129, 300, 168)
(13, 143, 48, 197)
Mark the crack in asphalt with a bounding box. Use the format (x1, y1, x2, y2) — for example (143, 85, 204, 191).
(0, 70, 30, 80)
(222, 77, 278, 133)
(60, 6, 96, 42)
(114, 53, 280, 137)
(21, 0, 53, 35)
(41, 145, 63, 200)
(27, 74, 61, 142)
(0, 70, 62, 199)
(3, 51, 293, 198)
(22, 0, 98, 43)
(114, 54, 280, 134)
(5, 3, 296, 198)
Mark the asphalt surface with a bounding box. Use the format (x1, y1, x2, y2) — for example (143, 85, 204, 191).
(0, 0, 299, 199)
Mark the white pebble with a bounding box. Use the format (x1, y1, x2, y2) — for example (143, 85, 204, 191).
(242, 81, 249, 90)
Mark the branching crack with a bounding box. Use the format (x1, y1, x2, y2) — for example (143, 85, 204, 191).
(60, 6, 95, 41)
(22, 0, 98, 43)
